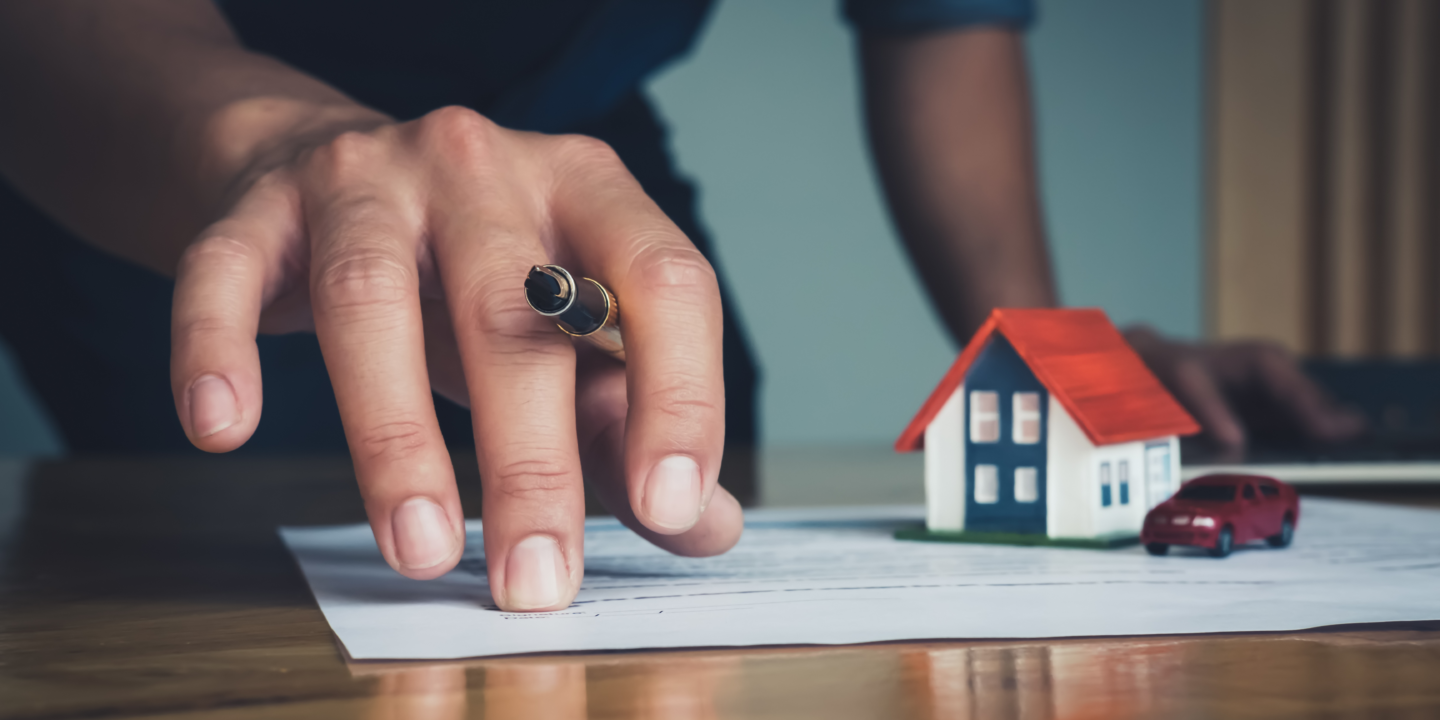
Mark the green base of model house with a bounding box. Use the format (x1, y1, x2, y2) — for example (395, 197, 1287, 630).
(893, 526, 1141, 549)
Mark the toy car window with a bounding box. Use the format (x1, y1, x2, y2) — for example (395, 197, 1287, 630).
(1177, 485, 1236, 502)
(1243, 484, 1256, 499)
(1259, 484, 1280, 498)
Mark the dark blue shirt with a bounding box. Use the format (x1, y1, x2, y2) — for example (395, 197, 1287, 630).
(219, 0, 1033, 130)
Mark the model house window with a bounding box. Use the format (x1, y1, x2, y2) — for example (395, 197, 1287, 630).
(1099, 461, 1113, 507)
(1012, 392, 1041, 444)
(1118, 459, 1130, 505)
(969, 391, 1000, 443)
(974, 465, 999, 504)
(1014, 467, 1038, 503)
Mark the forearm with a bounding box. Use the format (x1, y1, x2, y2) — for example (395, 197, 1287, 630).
(861, 27, 1055, 341)
(0, 0, 386, 275)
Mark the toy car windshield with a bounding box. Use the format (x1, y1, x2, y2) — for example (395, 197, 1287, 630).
(1176, 485, 1237, 502)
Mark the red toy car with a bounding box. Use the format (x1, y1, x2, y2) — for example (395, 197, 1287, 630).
(1141, 474, 1299, 558)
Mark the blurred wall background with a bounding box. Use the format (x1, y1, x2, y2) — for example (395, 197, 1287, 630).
(649, 0, 1203, 445)
(0, 0, 1203, 456)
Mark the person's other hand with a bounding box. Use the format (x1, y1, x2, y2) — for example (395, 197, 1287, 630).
(169, 106, 743, 610)
(1124, 326, 1366, 450)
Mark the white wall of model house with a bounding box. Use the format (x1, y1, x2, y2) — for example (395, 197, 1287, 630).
(923, 387, 965, 533)
(924, 388, 1181, 539)
(1042, 394, 1091, 538)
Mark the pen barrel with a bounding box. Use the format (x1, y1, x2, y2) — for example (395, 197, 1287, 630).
(556, 278, 625, 362)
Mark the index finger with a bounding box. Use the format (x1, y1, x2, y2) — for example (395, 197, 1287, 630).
(552, 137, 726, 536)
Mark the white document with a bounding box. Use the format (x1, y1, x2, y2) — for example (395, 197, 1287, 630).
(281, 499, 1440, 660)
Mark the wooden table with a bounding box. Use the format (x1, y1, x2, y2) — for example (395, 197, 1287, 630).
(3, 452, 1439, 719)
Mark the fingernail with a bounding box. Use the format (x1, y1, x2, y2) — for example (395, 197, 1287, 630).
(189, 374, 239, 438)
(505, 534, 567, 610)
(643, 455, 702, 532)
(392, 497, 457, 571)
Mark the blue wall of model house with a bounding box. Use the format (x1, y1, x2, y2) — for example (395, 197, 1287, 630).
(961, 337, 1049, 534)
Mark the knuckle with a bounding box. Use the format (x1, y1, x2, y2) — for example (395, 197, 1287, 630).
(489, 457, 574, 501)
(314, 130, 386, 178)
(420, 106, 498, 163)
(628, 243, 716, 296)
(546, 134, 626, 189)
(467, 275, 563, 349)
(175, 315, 240, 344)
(313, 252, 414, 313)
(424, 105, 493, 137)
(553, 133, 620, 167)
(646, 376, 721, 423)
(178, 234, 257, 277)
(247, 166, 296, 194)
(357, 420, 431, 464)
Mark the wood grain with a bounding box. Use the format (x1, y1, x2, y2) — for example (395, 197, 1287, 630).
(2, 456, 1438, 719)
(1382, 0, 1434, 356)
(1209, 0, 1314, 352)
(1209, 0, 1440, 359)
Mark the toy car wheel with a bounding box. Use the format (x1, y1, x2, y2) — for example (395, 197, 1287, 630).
(1145, 543, 1169, 556)
(1266, 517, 1294, 548)
(1208, 526, 1234, 558)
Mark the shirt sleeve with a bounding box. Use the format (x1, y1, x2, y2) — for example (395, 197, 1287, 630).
(843, 0, 1036, 34)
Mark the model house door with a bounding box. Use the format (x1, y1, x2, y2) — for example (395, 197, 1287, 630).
(963, 337, 1048, 535)
(1144, 443, 1173, 509)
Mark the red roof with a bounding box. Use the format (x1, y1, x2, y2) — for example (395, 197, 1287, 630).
(895, 308, 1200, 452)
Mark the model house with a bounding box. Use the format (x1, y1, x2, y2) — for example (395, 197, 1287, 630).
(895, 308, 1200, 544)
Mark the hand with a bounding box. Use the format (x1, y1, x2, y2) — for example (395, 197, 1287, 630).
(169, 106, 743, 610)
(1124, 326, 1365, 450)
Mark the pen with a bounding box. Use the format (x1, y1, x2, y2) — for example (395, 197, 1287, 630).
(524, 264, 626, 362)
